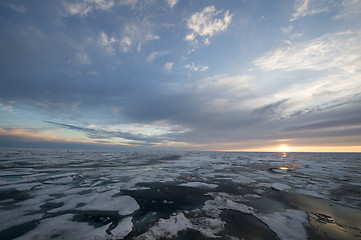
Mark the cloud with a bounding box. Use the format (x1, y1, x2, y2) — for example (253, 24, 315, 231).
(0, 103, 13, 112)
(167, 0, 179, 8)
(64, 0, 115, 16)
(290, 0, 310, 21)
(0, 127, 92, 145)
(44, 121, 163, 145)
(99, 19, 160, 53)
(76, 52, 91, 65)
(185, 63, 208, 72)
(334, 0, 361, 20)
(93, 0, 115, 11)
(290, 0, 330, 21)
(2, 3, 27, 13)
(254, 99, 290, 117)
(254, 31, 361, 73)
(64, 2, 93, 16)
(185, 5, 233, 44)
(146, 50, 169, 62)
(119, 36, 132, 52)
(164, 62, 174, 71)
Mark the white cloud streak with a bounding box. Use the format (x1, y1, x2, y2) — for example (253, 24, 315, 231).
(65, 2, 93, 16)
(334, 0, 361, 20)
(254, 31, 361, 73)
(185, 5, 232, 44)
(290, 0, 330, 21)
(146, 50, 169, 62)
(99, 19, 160, 53)
(2, 3, 27, 13)
(64, 0, 115, 16)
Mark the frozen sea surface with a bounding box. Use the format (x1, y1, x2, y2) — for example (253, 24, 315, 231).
(0, 149, 360, 240)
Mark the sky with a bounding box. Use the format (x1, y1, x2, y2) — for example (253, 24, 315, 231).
(0, 0, 361, 152)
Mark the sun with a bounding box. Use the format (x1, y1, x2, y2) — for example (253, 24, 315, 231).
(279, 145, 291, 152)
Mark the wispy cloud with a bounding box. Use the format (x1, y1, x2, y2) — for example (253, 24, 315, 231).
(254, 31, 361, 73)
(185, 63, 208, 72)
(99, 19, 160, 53)
(76, 51, 91, 65)
(0, 127, 92, 144)
(1, 3, 27, 13)
(146, 50, 170, 62)
(0, 103, 13, 112)
(185, 5, 232, 44)
(64, 2, 93, 16)
(167, 0, 179, 8)
(64, 0, 115, 16)
(164, 62, 174, 71)
(290, 0, 330, 21)
(334, 0, 361, 20)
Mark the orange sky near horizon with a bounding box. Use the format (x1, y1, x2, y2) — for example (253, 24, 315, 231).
(225, 144, 361, 153)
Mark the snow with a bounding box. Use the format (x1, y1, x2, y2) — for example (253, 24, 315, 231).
(190, 217, 225, 238)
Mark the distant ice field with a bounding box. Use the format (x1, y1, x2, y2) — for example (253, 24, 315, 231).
(0, 149, 360, 239)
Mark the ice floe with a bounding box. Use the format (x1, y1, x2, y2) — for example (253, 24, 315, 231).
(179, 181, 218, 189)
(135, 213, 193, 240)
(271, 183, 291, 191)
(256, 209, 308, 240)
(135, 212, 225, 239)
(13, 214, 125, 240)
(49, 190, 139, 215)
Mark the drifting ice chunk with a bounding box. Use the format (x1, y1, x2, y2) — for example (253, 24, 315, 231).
(203, 192, 254, 218)
(49, 190, 139, 215)
(79, 193, 140, 215)
(135, 213, 193, 240)
(272, 183, 291, 191)
(256, 209, 308, 240)
(179, 182, 218, 189)
(135, 212, 225, 239)
(109, 217, 133, 239)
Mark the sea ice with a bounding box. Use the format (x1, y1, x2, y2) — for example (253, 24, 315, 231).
(179, 182, 218, 189)
(203, 192, 254, 218)
(271, 183, 291, 191)
(256, 209, 308, 240)
(135, 213, 193, 240)
(49, 190, 139, 215)
(109, 217, 133, 239)
(13, 214, 112, 240)
(135, 212, 225, 239)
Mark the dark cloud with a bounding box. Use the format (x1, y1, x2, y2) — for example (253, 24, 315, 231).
(44, 121, 162, 145)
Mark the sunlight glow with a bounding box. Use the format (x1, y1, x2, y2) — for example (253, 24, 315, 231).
(279, 145, 291, 152)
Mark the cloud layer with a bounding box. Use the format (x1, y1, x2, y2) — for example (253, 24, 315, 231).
(0, 0, 360, 151)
